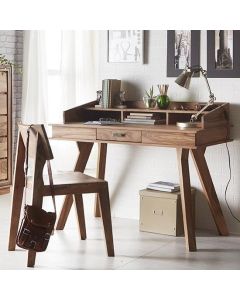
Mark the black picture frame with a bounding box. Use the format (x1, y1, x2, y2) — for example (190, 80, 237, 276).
(167, 30, 200, 77)
(207, 30, 240, 78)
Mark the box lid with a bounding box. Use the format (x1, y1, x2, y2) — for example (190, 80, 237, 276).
(139, 188, 195, 200)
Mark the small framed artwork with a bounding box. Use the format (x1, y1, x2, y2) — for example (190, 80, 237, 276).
(167, 30, 200, 77)
(207, 30, 240, 78)
(108, 30, 144, 63)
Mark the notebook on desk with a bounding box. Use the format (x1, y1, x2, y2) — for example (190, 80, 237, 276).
(84, 120, 122, 126)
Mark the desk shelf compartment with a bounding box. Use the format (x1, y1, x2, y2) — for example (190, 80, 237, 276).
(63, 100, 230, 133)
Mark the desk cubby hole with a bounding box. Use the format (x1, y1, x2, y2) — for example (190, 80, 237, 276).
(123, 111, 167, 123)
(167, 112, 203, 125)
(83, 109, 122, 122)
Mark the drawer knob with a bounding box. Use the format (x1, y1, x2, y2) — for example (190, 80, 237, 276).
(113, 132, 126, 138)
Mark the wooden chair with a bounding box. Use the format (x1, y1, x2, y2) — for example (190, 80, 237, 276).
(8, 124, 114, 267)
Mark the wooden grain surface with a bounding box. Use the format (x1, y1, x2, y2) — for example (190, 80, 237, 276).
(94, 143, 107, 217)
(0, 67, 12, 192)
(0, 71, 7, 93)
(0, 159, 7, 180)
(0, 116, 7, 136)
(52, 125, 96, 140)
(0, 137, 7, 158)
(0, 94, 7, 114)
(97, 128, 141, 143)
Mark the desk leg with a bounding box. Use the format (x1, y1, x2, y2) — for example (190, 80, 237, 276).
(94, 143, 107, 217)
(191, 147, 228, 236)
(177, 148, 197, 251)
(56, 142, 93, 230)
(8, 133, 25, 251)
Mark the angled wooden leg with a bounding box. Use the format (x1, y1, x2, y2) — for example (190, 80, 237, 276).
(8, 132, 25, 251)
(94, 143, 107, 217)
(74, 194, 86, 240)
(27, 250, 37, 268)
(191, 147, 228, 236)
(177, 148, 196, 251)
(56, 142, 93, 230)
(27, 139, 46, 268)
(98, 184, 114, 257)
(56, 195, 74, 230)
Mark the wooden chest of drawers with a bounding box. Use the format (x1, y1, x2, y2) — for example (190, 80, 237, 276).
(0, 66, 12, 195)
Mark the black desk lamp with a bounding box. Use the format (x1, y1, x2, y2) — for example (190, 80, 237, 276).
(175, 65, 216, 128)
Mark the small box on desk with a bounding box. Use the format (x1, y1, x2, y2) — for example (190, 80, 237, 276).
(139, 188, 195, 236)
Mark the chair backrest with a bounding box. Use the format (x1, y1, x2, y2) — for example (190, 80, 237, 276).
(18, 124, 53, 203)
(18, 124, 53, 161)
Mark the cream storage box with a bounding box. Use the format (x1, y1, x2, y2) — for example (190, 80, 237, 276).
(139, 188, 195, 236)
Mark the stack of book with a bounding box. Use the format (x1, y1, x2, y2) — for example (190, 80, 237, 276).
(147, 181, 180, 192)
(123, 113, 164, 125)
(102, 79, 121, 108)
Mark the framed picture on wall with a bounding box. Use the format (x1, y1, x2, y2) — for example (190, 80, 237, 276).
(108, 30, 144, 63)
(207, 30, 240, 78)
(167, 30, 200, 77)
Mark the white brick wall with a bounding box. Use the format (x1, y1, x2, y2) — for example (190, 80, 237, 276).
(0, 30, 23, 155)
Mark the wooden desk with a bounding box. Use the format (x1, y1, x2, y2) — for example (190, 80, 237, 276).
(50, 100, 231, 252)
(9, 101, 230, 252)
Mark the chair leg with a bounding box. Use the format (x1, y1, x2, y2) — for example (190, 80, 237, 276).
(56, 195, 74, 230)
(98, 185, 114, 257)
(74, 194, 86, 240)
(8, 132, 25, 251)
(8, 184, 24, 251)
(27, 195, 44, 268)
(27, 250, 36, 268)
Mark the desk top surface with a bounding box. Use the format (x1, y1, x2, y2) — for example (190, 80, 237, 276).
(51, 122, 203, 133)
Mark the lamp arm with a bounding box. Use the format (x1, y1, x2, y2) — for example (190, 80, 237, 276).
(190, 67, 216, 122)
(200, 67, 215, 104)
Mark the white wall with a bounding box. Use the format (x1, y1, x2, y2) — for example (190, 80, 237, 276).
(98, 30, 240, 234)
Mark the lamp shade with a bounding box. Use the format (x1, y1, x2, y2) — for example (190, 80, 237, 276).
(175, 68, 194, 89)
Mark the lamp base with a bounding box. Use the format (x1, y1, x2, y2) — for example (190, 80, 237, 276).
(176, 122, 199, 129)
(115, 105, 127, 109)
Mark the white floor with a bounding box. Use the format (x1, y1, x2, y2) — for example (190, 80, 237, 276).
(1, 193, 240, 270)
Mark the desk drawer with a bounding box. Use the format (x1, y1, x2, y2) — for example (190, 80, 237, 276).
(142, 131, 195, 147)
(0, 159, 7, 181)
(0, 137, 7, 158)
(52, 126, 96, 141)
(0, 94, 7, 115)
(0, 72, 7, 93)
(97, 128, 142, 143)
(0, 116, 7, 136)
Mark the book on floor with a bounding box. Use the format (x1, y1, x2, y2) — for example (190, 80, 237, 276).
(146, 185, 180, 192)
(148, 180, 180, 188)
(146, 180, 180, 192)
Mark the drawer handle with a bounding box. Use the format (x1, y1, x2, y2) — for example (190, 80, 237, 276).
(112, 132, 126, 138)
(153, 209, 164, 216)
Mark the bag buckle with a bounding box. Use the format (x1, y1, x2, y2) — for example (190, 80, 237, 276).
(23, 228, 30, 235)
(44, 233, 51, 241)
(30, 240, 37, 249)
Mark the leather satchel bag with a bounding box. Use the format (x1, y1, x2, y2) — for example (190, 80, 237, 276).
(16, 126, 57, 252)
(16, 204, 56, 252)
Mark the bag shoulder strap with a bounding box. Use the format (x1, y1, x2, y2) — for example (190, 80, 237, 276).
(23, 125, 56, 214)
(46, 160, 57, 213)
